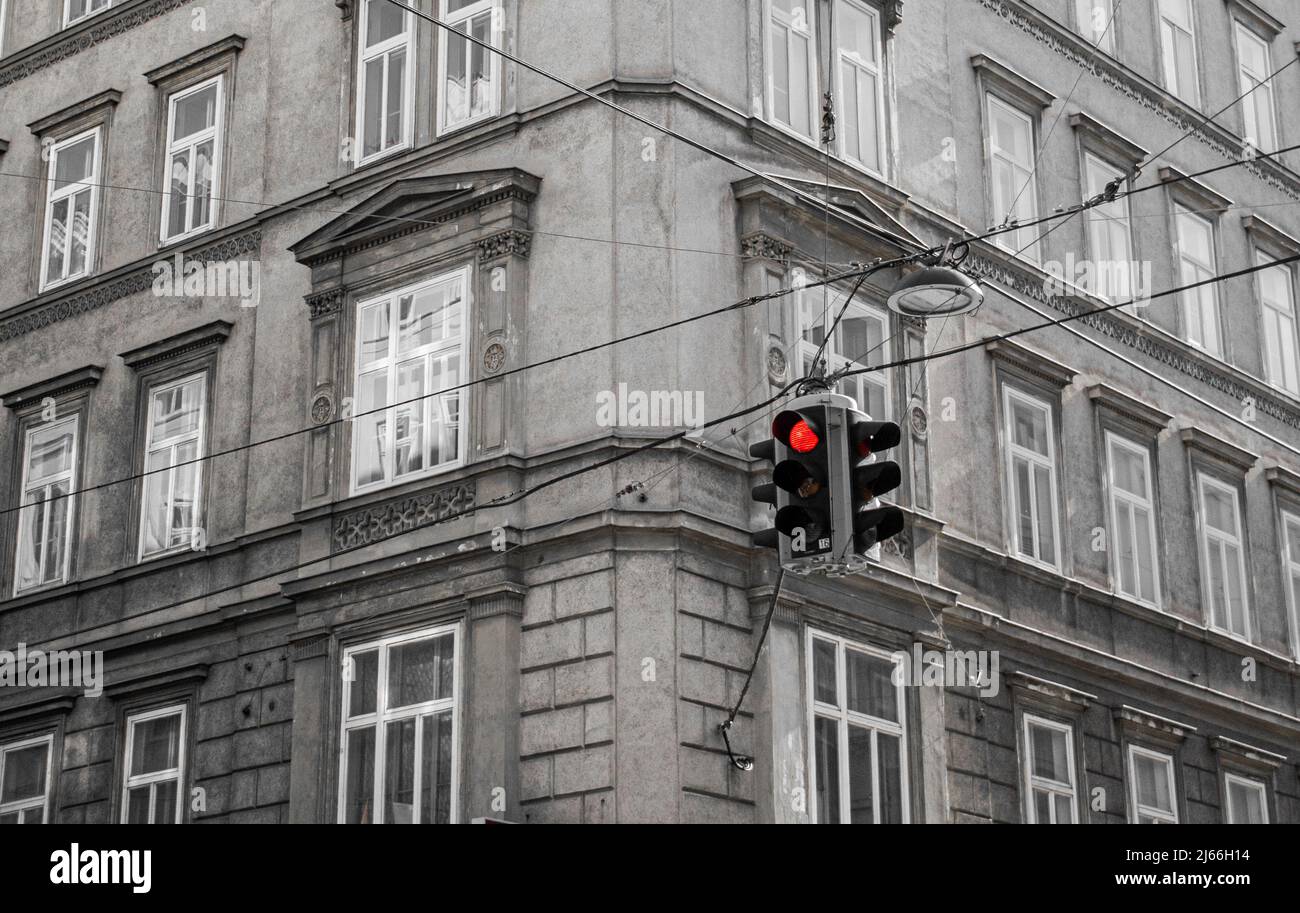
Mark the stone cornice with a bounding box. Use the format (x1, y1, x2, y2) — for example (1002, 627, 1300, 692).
(976, 0, 1300, 201)
(27, 88, 122, 137)
(1225, 0, 1285, 38)
(0, 227, 260, 344)
(119, 319, 233, 371)
(2, 365, 104, 410)
(1069, 112, 1148, 166)
(1114, 704, 1195, 746)
(1, 0, 194, 90)
(1263, 464, 1300, 497)
(1242, 213, 1300, 257)
(101, 661, 210, 701)
(986, 337, 1077, 387)
(970, 53, 1055, 109)
(466, 584, 527, 620)
(1087, 383, 1173, 434)
(740, 232, 793, 263)
(1179, 425, 1259, 473)
(1158, 166, 1235, 213)
(0, 691, 77, 727)
(1007, 671, 1096, 709)
(143, 33, 246, 86)
(1210, 735, 1287, 772)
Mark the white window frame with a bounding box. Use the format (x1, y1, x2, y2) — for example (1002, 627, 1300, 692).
(805, 629, 910, 824)
(764, 0, 820, 142)
(1234, 22, 1277, 152)
(355, 0, 415, 166)
(986, 94, 1041, 262)
(832, 0, 887, 177)
(14, 416, 79, 597)
(1073, 0, 1117, 55)
(1157, 0, 1200, 107)
(1279, 510, 1300, 660)
(1174, 204, 1222, 357)
(435, 0, 503, 136)
(0, 0, 10, 57)
(0, 734, 54, 824)
(1223, 771, 1269, 824)
(1196, 472, 1251, 641)
(1255, 252, 1300, 397)
(1021, 714, 1079, 823)
(350, 268, 469, 495)
(120, 704, 187, 824)
(160, 75, 225, 244)
(1104, 431, 1160, 608)
(1002, 385, 1061, 569)
(1127, 744, 1178, 824)
(63, 0, 111, 28)
(338, 622, 462, 824)
(1083, 152, 1135, 304)
(797, 287, 892, 421)
(39, 127, 102, 292)
(137, 372, 207, 562)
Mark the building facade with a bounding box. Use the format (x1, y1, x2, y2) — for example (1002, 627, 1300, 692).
(0, 0, 1297, 824)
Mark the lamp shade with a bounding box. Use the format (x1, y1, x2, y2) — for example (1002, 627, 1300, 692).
(885, 265, 984, 318)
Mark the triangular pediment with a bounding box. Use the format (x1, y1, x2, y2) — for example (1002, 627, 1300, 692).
(291, 168, 540, 264)
(765, 174, 923, 248)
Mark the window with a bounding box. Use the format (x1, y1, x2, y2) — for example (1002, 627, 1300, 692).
(339, 624, 460, 824)
(833, 1, 886, 175)
(1083, 153, 1134, 303)
(1256, 254, 1299, 396)
(40, 128, 101, 291)
(1223, 772, 1268, 823)
(1280, 512, 1300, 658)
(0, 735, 53, 824)
(14, 417, 78, 595)
(807, 631, 908, 823)
(356, 0, 413, 164)
(0, 0, 9, 57)
(121, 706, 186, 824)
(766, 0, 818, 140)
(1003, 387, 1060, 568)
(986, 95, 1040, 261)
(1157, 0, 1199, 106)
(799, 287, 890, 420)
(1127, 745, 1178, 823)
(1174, 205, 1221, 356)
(1196, 473, 1249, 639)
(437, 0, 502, 134)
(161, 77, 223, 243)
(139, 374, 206, 560)
(1022, 715, 1078, 823)
(64, 0, 110, 27)
(1105, 433, 1159, 606)
(353, 270, 467, 493)
(1073, 0, 1116, 54)
(1235, 24, 1277, 152)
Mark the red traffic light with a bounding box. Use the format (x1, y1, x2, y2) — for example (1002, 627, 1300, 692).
(788, 420, 819, 453)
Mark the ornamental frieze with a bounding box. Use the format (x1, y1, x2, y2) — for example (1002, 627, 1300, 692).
(331, 480, 477, 552)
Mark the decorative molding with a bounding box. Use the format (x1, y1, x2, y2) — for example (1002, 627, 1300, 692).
(336, 0, 354, 20)
(27, 88, 122, 137)
(0, 228, 261, 344)
(1158, 165, 1235, 213)
(1178, 425, 1258, 473)
(310, 393, 334, 425)
(1210, 735, 1286, 772)
(970, 53, 1055, 109)
(1263, 464, 1300, 497)
(964, 250, 1300, 430)
(1086, 383, 1173, 434)
(0, 692, 77, 727)
(1, 0, 198, 89)
(1114, 704, 1195, 746)
(289, 632, 332, 662)
(483, 342, 506, 374)
(2, 365, 104, 410)
(305, 287, 344, 319)
(766, 345, 788, 384)
(120, 319, 233, 371)
(332, 480, 477, 551)
(1069, 112, 1148, 165)
(1007, 671, 1096, 709)
(466, 585, 526, 621)
(143, 33, 246, 86)
(477, 229, 531, 262)
(986, 337, 1077, 387)
(881, 0, 903, 34)
(976, 0, 1300, 202)
(1225, 0, 1285, 38)
(101, 661, 210, 701)
(1242, 214, 1300, 257)
(741, 232, 793, 262)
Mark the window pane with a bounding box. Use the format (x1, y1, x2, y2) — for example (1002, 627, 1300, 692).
(877, 732, 903, 824)
(398, 284, 462, 354)
(1015, 459, 1034, 555)
(151, 381, 202, 441)
(840, 61, 859, 161)
(386, 48, 406, 149)
(394, 359, 426, 478)
(366, 0, 406, 45)
(126, 786, 151, 824)
(847, 725, 874, 824)
(1053, 792, 1074, 824)
(344, 728, 376, 824)
(46, 197, 68, 283)
(53, 137, 95, 190)
(68, 190, 91, 277)
(363, 56, 384, 157)
(812, 639, 837, 705)
(192, 140, 214, 229)
(355, 369, 389, 487)
(384, 718, 417, 823)
(845, 649, 897, 722)
(1110, 442, 1147, 497)
(1228, 780, 1265, 824)
(154, 780, 177, 824)
(0, 745, 47, 804)
(1034, 464, 1056, 564)
(172, 85, 217, 142)
(1029, 723, 1069, 783)
(789, 31, 811, 136)
(167, 150, 190, 238)
(771, 23, 791, 125)
(1201, 483, 1237, 536)
(420, 711, 454, 824)
(1034, 788, 1051, 823)
(359, 300, 391, 364)
(348, 650, 379, 716)
(387, 634, 454, 708)
(1134, 505, 1156, 602)
(26, 423, 75, 483)
(130, 714, 181, 776)
(1135, 754, 1172, 812)
(813, 717, 840, 823)
(1011, 399, 1049, 454)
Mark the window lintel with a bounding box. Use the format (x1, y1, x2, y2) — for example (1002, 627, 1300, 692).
(1007, 671, 1095, 715)
(27, 88, 121, 138)
(102, 662, 209, 702)
(1178, 425, 1258, 474)
(1226, 0, 1285, 39)
(1210, 735, 1286, 774)
(119, 320, 232, 372)
(1069, 112, 1147, 167)
(1158, 165, 1235, 214)
(1114, 704, 1194, 747)
(972, 54, 1055, 111)
(1242, 213, 1300, 258)
(1087, 383, 1172, 435)
(143, 34, 245, 87)
(987, 338, 1077, 389)
(1, 365, 103, 412)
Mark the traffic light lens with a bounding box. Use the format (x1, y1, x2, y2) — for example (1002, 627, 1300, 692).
(788, 420, 819, 453)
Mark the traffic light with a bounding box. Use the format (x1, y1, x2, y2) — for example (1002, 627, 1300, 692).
(844, 412, 904, 554)
(750, 403, 836, 564)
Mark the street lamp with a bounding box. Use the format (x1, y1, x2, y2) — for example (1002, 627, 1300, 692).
(885, 263, 984, 318)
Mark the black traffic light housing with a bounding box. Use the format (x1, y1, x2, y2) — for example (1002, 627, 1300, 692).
(845, 414, 904, 554)
(750, 404, 835, 563)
